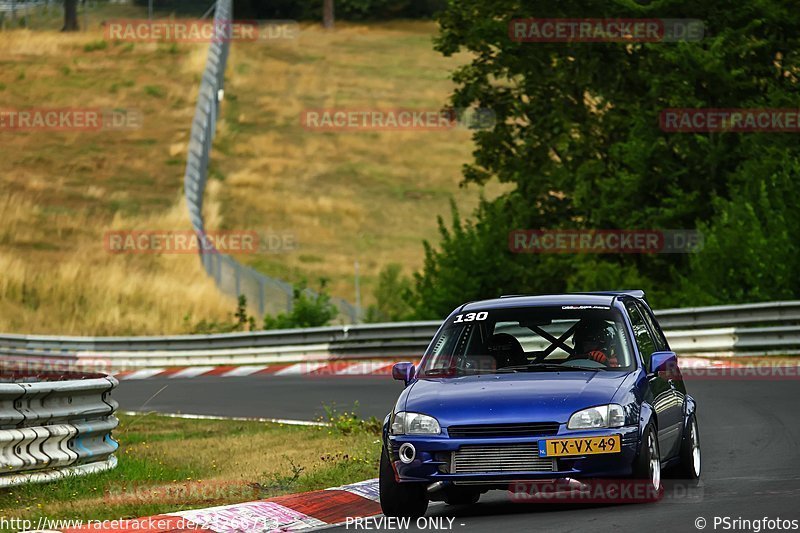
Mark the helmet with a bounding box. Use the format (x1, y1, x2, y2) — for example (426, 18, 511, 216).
(573, 318, 615, 355)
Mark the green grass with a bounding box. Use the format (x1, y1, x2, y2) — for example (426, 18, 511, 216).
(143, 85, 165, 98)
(0, 412, 381, 528)
(83, 40, 108, 52)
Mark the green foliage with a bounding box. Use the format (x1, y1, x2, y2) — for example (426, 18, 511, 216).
(83, 40, 108, 52)
(263, 280, 338, 329)
(254, 458, 305, 492)
(144, 85, 165, 98)
(185, 295, 255, 333)
(364, 263, 415, 322)
(677, 151, 800, 305)
(186, 284, 337, 333)
(411, 0, 800, 313)
(319, 403, 382, 435)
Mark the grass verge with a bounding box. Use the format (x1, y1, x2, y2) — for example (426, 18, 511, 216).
(0, 411, 381, 527)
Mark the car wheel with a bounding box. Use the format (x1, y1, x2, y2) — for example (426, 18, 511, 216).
(443, 486, 481, 506)
(633, 424, 662, 498)
(379, 446, 429, 518)
(674, 415, 701, 482)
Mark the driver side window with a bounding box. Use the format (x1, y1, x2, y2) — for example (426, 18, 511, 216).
(624, 301, 657, 371)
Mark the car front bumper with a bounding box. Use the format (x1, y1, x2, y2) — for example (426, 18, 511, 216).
(387, 426, 640, 484)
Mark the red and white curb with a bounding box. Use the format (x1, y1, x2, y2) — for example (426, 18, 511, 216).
(113, 357, 748, 381)
(60, 479, 380, 532)
(115, 361, 402, 380)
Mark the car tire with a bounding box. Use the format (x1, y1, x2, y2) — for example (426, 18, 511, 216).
(379, 447, 429, 518)
(443, 487, 481, 506)
(632, 424, 662, 499)
(673, 415, 701, 483)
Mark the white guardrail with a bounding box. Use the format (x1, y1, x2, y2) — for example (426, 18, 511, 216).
(0, 373, 119, 487)
(0, 301, 799, 372)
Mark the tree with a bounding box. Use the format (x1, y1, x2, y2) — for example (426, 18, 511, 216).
(62, 0, 79, 32)
(364, 264, 415, 322)
(677, 149, 800, 306)
(323, 0, 335, 29)
(411, 0, 800, 313)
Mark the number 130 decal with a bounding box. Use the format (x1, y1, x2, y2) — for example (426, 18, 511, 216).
(453, 312, 488, 323)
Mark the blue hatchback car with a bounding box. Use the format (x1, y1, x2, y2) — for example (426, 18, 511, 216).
(380, 291, 701, 517)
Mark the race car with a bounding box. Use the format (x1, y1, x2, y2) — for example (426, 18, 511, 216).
(380, 291, 701, 517)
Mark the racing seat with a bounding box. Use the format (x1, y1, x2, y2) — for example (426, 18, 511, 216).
(486, 333, 528, 369)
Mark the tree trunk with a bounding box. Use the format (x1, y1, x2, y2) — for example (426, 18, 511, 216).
(323, 0, 334, 30)
(62, 0, 79, 32)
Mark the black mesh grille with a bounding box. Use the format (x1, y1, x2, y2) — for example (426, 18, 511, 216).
(447, 422, 560, 438)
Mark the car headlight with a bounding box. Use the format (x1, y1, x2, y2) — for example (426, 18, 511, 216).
(390, 412, 441, 435)
(567, 404, 626, 429)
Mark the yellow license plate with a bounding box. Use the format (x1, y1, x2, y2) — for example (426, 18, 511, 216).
(538, 435, 622, 457)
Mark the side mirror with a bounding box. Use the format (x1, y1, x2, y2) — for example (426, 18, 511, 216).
(649, 351, 679, 378)
(392, 362, 415, 386)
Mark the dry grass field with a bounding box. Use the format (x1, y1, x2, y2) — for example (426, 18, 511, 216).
(0, 4, 502, 334)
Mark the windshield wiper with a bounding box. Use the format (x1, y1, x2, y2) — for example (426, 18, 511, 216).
(497, 363, 604, 372)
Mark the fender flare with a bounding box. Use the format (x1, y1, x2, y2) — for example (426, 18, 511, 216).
(382, 413, 391, 446)
(639, 402, 657, 443)
(681, 394, 698, 441)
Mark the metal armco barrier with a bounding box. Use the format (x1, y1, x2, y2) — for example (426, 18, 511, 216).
(1, 302, 799, 370)
(653, 300, 800, 329)
(0, 373, 119, 487)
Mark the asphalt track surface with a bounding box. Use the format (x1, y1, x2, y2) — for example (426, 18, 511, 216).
(116, 376, 800, 533)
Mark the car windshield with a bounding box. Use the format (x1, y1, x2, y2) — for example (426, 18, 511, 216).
(417, 305, 635, 378)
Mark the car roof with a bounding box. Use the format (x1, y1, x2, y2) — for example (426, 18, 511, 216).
(459, 291, 645, 312)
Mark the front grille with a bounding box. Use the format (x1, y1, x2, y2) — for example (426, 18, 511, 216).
(448, 423, 559, 438)
(452, 444, 556, 474)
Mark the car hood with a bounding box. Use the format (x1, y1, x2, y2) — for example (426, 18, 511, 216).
(403, 371, 627, 427)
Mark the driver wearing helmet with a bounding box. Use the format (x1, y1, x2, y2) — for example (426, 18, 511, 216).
(572, 318, 619, 368)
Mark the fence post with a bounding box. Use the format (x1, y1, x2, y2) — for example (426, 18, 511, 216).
(234, 263, 241, 298)
(182, 0, 357, 319)
(258, 278, 265, 317)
